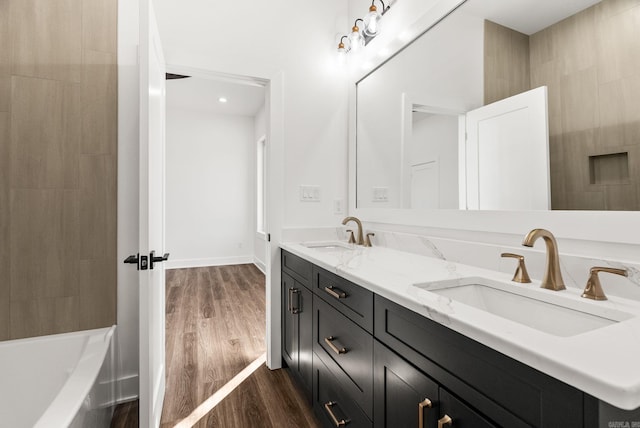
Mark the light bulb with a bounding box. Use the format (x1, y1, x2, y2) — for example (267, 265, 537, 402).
(349, 24, 365, 52)
(363, 5, 382, 37)
(337, 36, 349, 55)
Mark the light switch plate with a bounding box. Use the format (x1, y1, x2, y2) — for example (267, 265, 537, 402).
(300, 185, 321, 202)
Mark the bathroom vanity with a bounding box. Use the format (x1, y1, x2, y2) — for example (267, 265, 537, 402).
(281, 244, 640, 427)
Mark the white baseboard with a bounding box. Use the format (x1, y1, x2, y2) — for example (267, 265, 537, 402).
(253, 257, 266, 274)
(165, 256, 254, 270)
(115, 374, 138, 404)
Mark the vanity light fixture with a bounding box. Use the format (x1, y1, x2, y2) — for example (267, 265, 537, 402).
(338, 1, 393, 56)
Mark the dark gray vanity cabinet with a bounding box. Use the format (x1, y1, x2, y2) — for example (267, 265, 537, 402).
(281, 252, 313, 403)
(281, 249, 640, 427)
(374, 295, 583, 427)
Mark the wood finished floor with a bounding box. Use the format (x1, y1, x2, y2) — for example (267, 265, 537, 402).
(111, 264, 319, 428)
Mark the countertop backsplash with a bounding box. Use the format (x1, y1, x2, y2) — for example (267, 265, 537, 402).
(282, 224, 640, 302)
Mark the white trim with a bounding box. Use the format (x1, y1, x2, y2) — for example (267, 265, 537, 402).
(253, 258, 266, 274)
(115, 374, 139, 403)
(266, 72, 285, 370)
(165, 256, 254, 270)
(165, 64, 268, 88)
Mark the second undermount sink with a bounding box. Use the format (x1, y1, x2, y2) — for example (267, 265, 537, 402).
(301, 241, 355, 253)
(415, 277, 634, 337)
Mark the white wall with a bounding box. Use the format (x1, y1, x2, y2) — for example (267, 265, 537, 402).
(153, 0, 350, 228)
(165, 106, 255, 268)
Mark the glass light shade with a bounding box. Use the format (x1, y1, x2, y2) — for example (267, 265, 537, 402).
(348, 28, 365, 52)
(337, 44, 347, 56)
(363, 9, 382, 37)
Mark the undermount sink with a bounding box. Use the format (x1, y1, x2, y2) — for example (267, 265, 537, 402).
(415, 277, 634, 337)
(301, 241, 354, 253)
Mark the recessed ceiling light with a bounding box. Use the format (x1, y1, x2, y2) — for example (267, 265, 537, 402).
(218, 97, 228, 103)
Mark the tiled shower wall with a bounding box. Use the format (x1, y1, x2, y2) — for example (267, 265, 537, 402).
(484, 0, 640, 211)
(0, 0, 117, 340)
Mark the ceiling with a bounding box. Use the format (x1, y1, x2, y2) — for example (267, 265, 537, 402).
(461, 0, 602, 35)
(166, 76, 266, 117)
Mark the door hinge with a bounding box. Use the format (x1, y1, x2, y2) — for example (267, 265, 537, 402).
(267, 233, 271, 242)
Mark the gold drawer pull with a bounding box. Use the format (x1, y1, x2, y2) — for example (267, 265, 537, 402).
(324, 401, 349, 427)
(438, 414, 452, 428)
(324, 336, 348, 355)
(418, 398, 432, 428)
(324, 285, 347, 299)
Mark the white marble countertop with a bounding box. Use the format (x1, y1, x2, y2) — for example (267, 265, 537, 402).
(281, 240, 640, 411)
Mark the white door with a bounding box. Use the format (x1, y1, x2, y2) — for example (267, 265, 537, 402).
(139, 0, 167, 426)
(410, 161, 439, 209)
(465, 86, 550, 210)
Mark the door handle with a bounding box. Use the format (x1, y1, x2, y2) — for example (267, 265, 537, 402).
(123, 253, 148, 271)
(124, 254, 139, 264)
(149, 251, 170, 270)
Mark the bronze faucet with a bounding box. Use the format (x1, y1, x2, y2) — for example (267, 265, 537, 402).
(521, 228, 566, 291)
(342, 216, 364, 246)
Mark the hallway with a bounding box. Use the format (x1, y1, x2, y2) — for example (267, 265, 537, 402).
(160, 264, 319, 427)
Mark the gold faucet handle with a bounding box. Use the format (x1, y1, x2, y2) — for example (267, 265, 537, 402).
(582, 267, 628, 301)
(501, 253, 532, 283)
(365, 232, 375, 247)
(345, 229, 356, 244)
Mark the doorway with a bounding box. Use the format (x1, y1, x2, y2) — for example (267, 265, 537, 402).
(162, 71, 269, 424)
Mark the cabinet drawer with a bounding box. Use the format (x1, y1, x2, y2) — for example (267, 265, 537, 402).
(314, 295, 373, 418)
(314, 352, 373, 428)
(282, 250, 313, 287)
(313, 266, 373, 333)
(374, 295, 582, 427)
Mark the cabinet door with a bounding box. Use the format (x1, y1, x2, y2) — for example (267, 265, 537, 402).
(282, 272, 313, 402)
(298, 285, 313, 401)
(439, 388, 496, 428)
(374, 341, 439, 428)
(282, 272, 299, 370)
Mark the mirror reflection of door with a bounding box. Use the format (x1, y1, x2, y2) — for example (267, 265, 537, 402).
(403, 103, 461, 209)
(465, 86, 550, 210)
(410, 161, 439, 209)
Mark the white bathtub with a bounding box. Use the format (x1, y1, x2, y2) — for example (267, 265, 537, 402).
(0, 326, 116, 428)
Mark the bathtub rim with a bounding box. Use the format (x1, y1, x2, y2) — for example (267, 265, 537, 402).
(32, 325, 116, 428)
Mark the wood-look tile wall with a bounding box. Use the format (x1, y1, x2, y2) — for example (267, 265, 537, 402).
(484, 20, 531, 105)
(531, 0, 640, 210)
(484, 0, 640, 210)
(0, 0, 117, 341)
